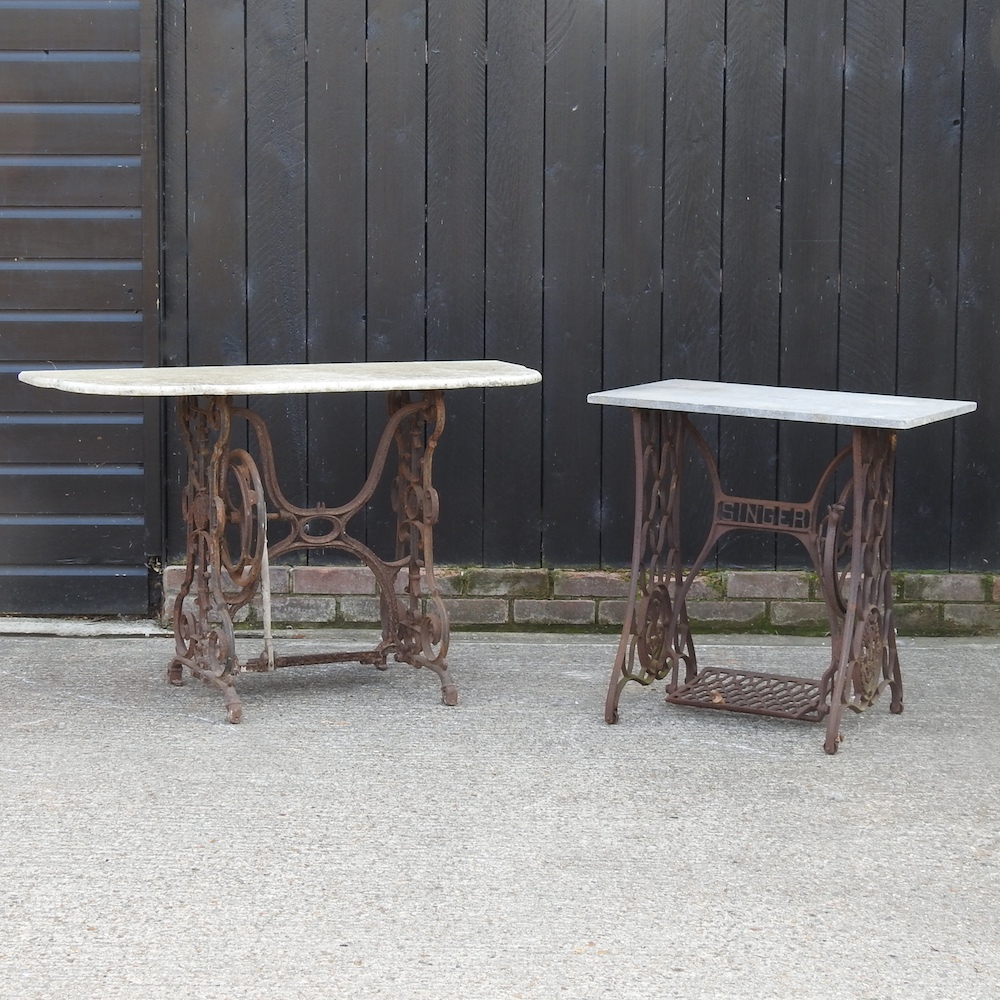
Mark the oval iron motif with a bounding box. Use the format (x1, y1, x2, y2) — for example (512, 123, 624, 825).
(857, 607, 884, 703)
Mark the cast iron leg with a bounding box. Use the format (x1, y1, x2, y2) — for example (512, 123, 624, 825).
(169, 396, 264, 724)
(823, 427, 901, 754)
(606, 409, 697, 723)
(606, 410, 903, 751)
(167, 391, 463, 721)
(388, 390, 458, 706)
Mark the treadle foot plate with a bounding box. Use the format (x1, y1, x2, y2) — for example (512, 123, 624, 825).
(667, 666, 825, 721)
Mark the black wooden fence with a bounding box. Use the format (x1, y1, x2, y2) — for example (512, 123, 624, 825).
(159, 0, 999, 573)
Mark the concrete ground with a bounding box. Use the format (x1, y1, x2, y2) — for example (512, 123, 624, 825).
(1, 625, 998, 999)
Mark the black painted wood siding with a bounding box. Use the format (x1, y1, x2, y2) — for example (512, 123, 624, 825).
(0, 0, 160, 613)
(158, 0, 998, 572)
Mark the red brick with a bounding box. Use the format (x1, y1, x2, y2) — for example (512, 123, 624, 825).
(162, 563, 289, 594)
(688, 601, 766, 624)
(162, 565, 187, 591)
(338, 596, 383, 625)
(902, 573, 985, 603)
(597, 600, 628, 626)
(771, 602, 830, 628)
(726, 571, 809, 600)
(259, 595, 337, 624)
(943, 604, 1000, 631)
(442, 598, 509, 625)
(553, 571, 629, 598)
(467, 568, 550, 598)
(394, 567, 464, 598)
(894, 603, 941, 634)
(292, 565, 376, 595)
(513, 599, 595, 626)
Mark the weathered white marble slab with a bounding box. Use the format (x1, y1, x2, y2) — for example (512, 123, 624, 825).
(19, 360, 542, 397)
(588, 379, 976, 430)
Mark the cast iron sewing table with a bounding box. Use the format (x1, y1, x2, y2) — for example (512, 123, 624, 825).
(588, 379, 976, 753)
(20, 360, 541, 722)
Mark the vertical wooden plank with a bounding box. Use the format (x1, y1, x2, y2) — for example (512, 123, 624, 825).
(718, 0, 784, 567)
(184, 0, 247, 366)
(777, 0, 844, 564)
(161, 0, 188, 370)
(663, 1, 724, 379)
(542, 0, 605, 566)
(425, 0, 487, 563)
(663, 1, 726, 567)
(161, 0, 189, 560)
(367, 0, 427, 356)
(600, 0, 665, 565)
(305, 1, 369, 555)
(839, 0, 904, 392)
(246, 0, 308, 511)
(953, 3, 1000, 568)
(140, 0, 163, 596)
(484, 0, 545, 565)
(838, 1, 904, 579)
(366, 0, 427, 553)
(182, 0, 250, 554)
(893, 1, 964, 569)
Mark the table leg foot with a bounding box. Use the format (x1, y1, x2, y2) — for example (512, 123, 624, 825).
(605, 410, 699, 723)
(201, 671, 243, 724)
(389, 605, 458, 706)
(398, 650, 458, 707)
(888, 645, 904, 714)
(224, 686, 243, 724)
(604, 661, 627, 724)
(168, 654, 245, 723)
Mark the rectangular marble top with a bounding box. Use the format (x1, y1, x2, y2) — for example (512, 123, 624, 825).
(19, 360, 542, 397)
(588, 379, 977, 429)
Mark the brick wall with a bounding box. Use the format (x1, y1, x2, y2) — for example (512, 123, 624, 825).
(161, 566, 1000, 635)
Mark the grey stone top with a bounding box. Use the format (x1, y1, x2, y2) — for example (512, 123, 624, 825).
(19, 360, 542, 397)
(588, 379, 977, 430)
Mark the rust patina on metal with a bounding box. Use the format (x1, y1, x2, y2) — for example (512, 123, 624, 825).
(604, 411, 897, 753)
(168, 390, 454, 723)
(589, 379, 976, 754)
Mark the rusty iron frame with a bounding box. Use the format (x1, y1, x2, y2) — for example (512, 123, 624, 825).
(168, 390, 456, 722)
(605, 410, 902, 754)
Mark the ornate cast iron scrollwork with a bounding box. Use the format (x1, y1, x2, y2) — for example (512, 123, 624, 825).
(607, 405, 902, 754)
(168, 396, 246, 722)
(387, 389, 455, 705)
(605, 410, 696, 723)
(823, 427, 901, 753)
(168, 389, 459, 722)
(219, 448, 268, 607)
(856, 607, 885, 704)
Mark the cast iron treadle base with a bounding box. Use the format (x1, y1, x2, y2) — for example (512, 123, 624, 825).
(667, 667, 825, 722)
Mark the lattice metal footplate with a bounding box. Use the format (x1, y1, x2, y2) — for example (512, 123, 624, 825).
(667, 666, 825, 721)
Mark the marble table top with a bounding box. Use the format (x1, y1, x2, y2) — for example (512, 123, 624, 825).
(19, 360, 542, 397)
(588, 379, 976, 430)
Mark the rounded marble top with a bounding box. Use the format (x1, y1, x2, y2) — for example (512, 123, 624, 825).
(19, 360, 542, 397)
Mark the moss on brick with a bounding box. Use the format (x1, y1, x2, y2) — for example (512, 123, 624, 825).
(466, 568, 550, 598)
